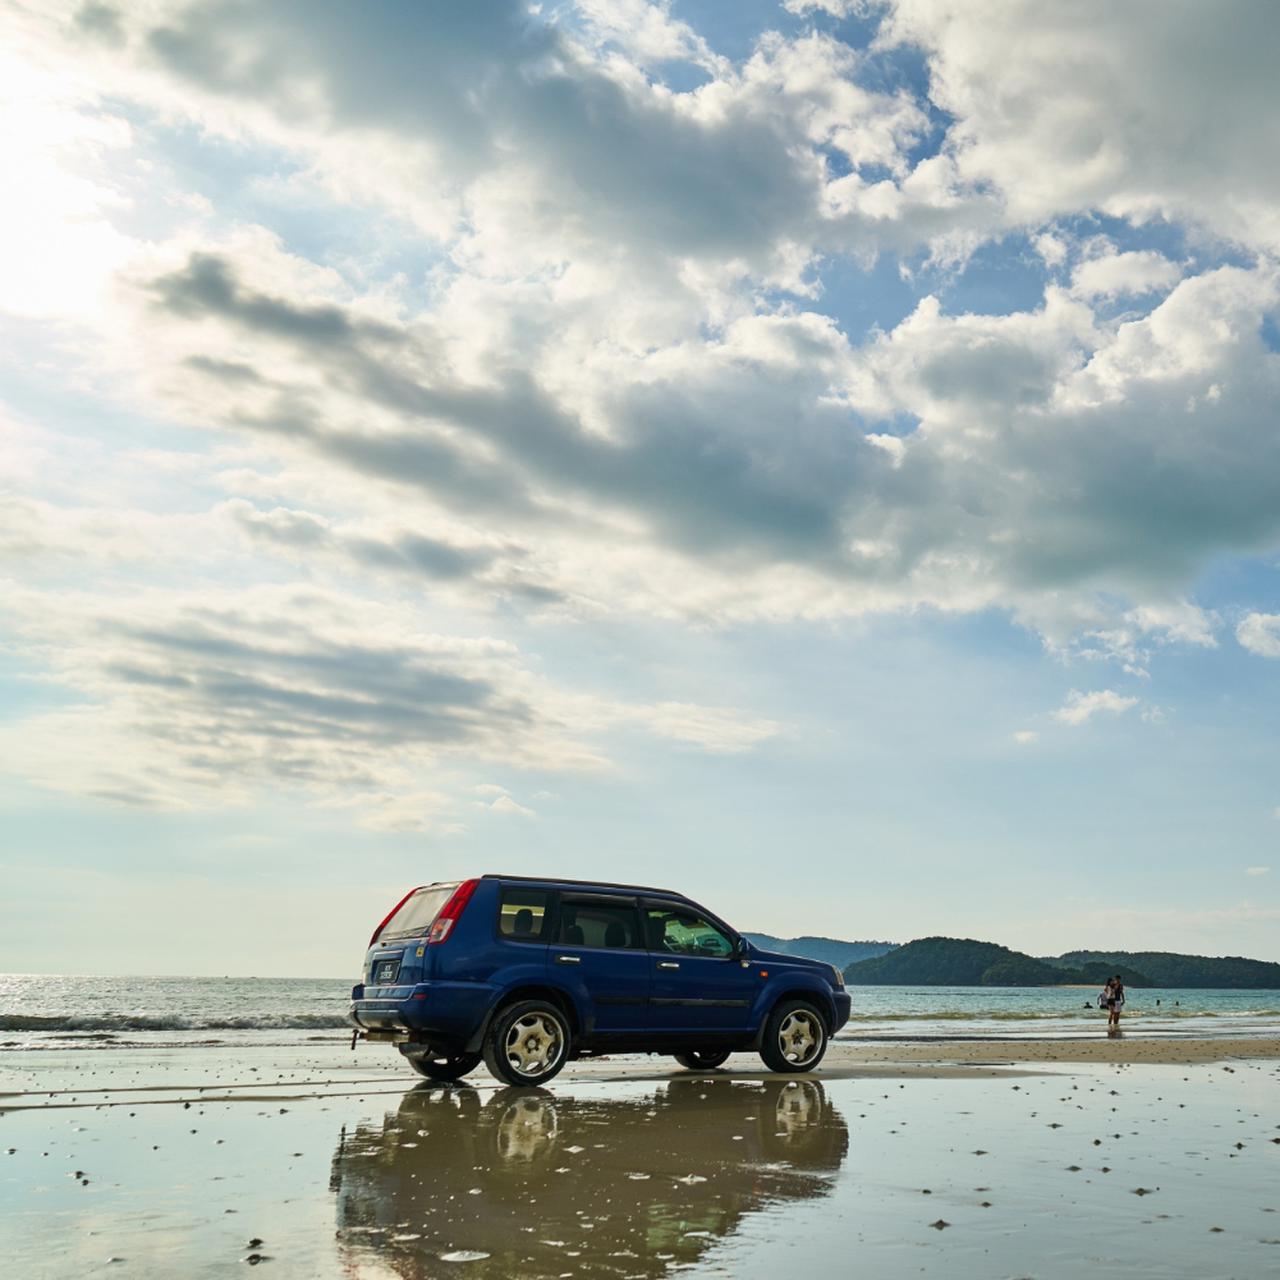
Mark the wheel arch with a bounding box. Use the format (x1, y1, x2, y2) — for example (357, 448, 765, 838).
(752, 985, 836, 1048)
(464, 982, 580, 1054)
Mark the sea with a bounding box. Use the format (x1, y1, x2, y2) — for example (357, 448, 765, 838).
(3, 974, 1279, 1051)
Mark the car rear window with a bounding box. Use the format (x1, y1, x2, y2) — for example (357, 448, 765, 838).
(498, 888, 551, 941)
(381, 885, 455, 939)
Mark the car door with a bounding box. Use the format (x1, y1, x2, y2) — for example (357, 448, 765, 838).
(644, 902, 757, 1034)
(547, 894, 650, 1035)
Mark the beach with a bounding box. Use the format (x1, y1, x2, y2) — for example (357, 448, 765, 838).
(3, 1032, 1278, 1279)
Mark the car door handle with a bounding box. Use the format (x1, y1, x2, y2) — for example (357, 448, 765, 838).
(657, 961, 680, 970)
(555, 954, 581, 964)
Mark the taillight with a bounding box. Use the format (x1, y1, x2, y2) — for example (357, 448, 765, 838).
(426, 878, 480, 944)
(369, 886, 423, 949)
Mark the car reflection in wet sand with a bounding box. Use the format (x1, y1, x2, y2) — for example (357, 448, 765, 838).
(331, 1076, 849, 1277)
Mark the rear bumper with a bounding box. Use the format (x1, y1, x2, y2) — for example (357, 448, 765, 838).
(348, 979, 496, 1052)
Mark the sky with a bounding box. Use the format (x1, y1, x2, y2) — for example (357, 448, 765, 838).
(2, 0, 1280, 976)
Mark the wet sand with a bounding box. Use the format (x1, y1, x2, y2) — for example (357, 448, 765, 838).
(829, 1035, 1280, 1066)
(2, 1036, 1278, 1277)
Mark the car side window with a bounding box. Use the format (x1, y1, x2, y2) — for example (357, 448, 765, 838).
(645, 908, 734, 958)
(498, 888, 551, 941)
(556, 900, 640, 949)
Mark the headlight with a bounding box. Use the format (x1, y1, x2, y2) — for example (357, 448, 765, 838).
(830, 965, 845, 988)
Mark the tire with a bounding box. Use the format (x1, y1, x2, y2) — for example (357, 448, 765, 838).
(758, 999, 828, 1073)
(673, 1049, 732, 1071)
(483, 1000, 572, 1086)
(401, 1049, 483, 1082)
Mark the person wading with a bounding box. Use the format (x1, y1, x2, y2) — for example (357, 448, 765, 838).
(1101, 974, 1125, 1032)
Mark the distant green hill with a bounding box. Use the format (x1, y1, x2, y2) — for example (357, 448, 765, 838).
(844, 937, 1062, 986)
(1054, 950, 1280, 989)
(744, 933, 897, 970)
(843, 937, 1153, 987)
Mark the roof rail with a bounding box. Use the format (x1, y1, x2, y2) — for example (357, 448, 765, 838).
(483, 872, 679, 897)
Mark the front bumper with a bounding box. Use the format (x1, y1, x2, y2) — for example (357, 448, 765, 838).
(832, 990, 852, 1032)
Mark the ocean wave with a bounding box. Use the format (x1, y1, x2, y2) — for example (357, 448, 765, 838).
(0, 1013, 350, 1033)
(7, 1009, 1278, 1035)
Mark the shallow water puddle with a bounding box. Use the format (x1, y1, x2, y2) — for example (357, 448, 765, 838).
(2, 1043, 1278, 1278)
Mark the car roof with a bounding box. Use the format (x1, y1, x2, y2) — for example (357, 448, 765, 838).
(483, 872, 683, 898)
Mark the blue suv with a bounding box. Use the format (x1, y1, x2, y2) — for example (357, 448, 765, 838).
(349, 874, 851, 1086)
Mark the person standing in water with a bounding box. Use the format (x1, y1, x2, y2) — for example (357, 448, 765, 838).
(1106, 974, 1125, 1031)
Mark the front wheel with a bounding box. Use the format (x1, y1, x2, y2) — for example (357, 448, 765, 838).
(759, 999, 828, 1073)
(483, 1000, 571, 1086)
(673, 1049, 732, 1071)
(402, 1049, 483, 1082)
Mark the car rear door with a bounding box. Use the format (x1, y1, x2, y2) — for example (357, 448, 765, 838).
(547, 894, 650, 1035)
(644, 902, 756, 1034)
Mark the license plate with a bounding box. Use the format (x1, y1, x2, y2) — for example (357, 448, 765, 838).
(375, 959, 400, 984)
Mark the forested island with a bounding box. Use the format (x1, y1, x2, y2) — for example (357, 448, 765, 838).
(747, 931, 1280, 988)
(1052, 949, 1280, 989)
(834, 936, 1280, 988)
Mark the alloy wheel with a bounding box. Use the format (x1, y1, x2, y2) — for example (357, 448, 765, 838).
(504, 1012, 564, 1078)
(777, 1009, 822, 1066)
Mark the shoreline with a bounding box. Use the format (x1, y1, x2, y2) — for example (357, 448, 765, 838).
(0, 1029, 1274, 1090)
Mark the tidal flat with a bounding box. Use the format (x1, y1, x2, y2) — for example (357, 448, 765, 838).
(2, 1039, 1278, 1278)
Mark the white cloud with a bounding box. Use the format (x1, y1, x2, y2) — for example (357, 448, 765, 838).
(784, 0, 867, 15)
(0, 581, 776, 817)
(573, 0, 729, 76)
(487, 793, 538, 819)
(8, 3, 1278, 652)
(1244, 866, 1270, 877)
(1051, 689, 1138, 726)
(474, 783, 537, 818)
(48, 0, 941, 291)
(884, 0, 1280, 251)
(1033, 231, 1067, 268)
(110, 231, 1280, 651)
(1070, 250, 1181, 301)
(623, 701, 780, 753)
(1237, 613, 1280, 658)
(1123, 603, 1218, 650)
(1011, 730, 1038, 745)
(5, 1, 1280, 826)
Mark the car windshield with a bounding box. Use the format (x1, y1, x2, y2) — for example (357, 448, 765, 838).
(381, 885, 455, 939)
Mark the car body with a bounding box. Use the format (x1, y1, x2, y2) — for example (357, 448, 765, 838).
(349, 873, 851, 1084)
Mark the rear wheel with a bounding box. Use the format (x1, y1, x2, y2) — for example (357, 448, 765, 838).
(759, 999, 828, 1073)
(673, 1049, 732, 1071)
(401, 1049, 483, 1082)
(483, 1000, 571, 1086)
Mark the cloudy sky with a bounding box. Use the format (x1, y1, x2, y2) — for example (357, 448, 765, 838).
(3, 0, 1280, 974)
